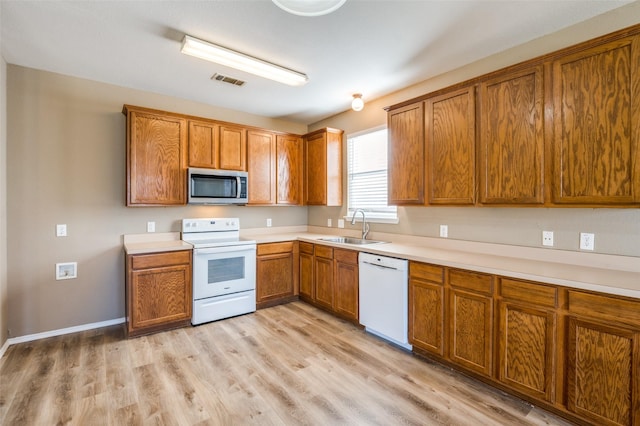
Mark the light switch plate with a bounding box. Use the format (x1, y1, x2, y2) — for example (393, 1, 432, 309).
(56, 224, 67, 237)
(327, 218, 332, 227)
(266, 218, 272, 227)
(439, 225, 448, 238)
(147, 221, 155, 233)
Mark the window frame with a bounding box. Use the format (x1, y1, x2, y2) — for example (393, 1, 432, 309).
(344, 125, 399, 225)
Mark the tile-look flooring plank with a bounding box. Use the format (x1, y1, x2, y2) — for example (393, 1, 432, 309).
(0, 301, 576, 425)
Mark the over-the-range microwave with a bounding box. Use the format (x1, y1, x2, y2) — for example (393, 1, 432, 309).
(188, 167, 248, 205)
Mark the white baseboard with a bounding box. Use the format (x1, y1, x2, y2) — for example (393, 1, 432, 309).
(0, 317, 125, 359)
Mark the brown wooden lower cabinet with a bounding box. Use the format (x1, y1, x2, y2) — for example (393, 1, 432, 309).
(299, 242, 359, 323)
(333, 248, 359, 322)
(125, 250, 192, 337)
(256, 241, 299, 309)
(313, 245, 334, 310)
(448, 269, 494, 377)
(409, 260, 640, 426)
(299, 242, 314, 301)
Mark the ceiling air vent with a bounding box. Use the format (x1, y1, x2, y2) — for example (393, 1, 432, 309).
(211, 73, 245, 86)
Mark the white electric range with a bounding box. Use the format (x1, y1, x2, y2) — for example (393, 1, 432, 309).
(182, 218, 256, 325)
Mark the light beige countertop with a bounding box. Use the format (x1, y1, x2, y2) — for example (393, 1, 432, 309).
(123, 232, 193, 255)
(242, 226, 640, 299)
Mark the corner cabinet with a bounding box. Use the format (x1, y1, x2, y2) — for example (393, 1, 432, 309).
(124, 105, 187, 206)
(299, 242, 359, 323)
(125, 250, 192, 337)
(388, 102, 425, 205)
(552, 35, 640, 205)
(304, 128, 344, 206)
(256, 241, 299, 309)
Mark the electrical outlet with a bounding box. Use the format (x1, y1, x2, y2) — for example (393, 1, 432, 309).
(542, 231, 554, 247)
(266, 218, 272, 227)
(56, 262, 77, 280)
(439, 225, 448, 238)
(147, 221, 155, 233)
(580, 232, 595, 251)
(327, 218, 332, 227)
(338, 219, 345, 229)
(56, 224, 67, 237)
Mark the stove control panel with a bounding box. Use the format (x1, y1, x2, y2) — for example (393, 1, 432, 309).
(182, 218, 240, 233)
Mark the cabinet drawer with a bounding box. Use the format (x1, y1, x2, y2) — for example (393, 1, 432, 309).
(448, 269, 493, 295)
(334, 248, 358, 264)
(568, 290, 640, 326)
(500, 278, 557, 308)
(257, 241, 294, 256)
(410, 262, 444, 284)
(131, 250, 191, 270)
(299, 242, 314, 255)
(315, 245, 333, 259)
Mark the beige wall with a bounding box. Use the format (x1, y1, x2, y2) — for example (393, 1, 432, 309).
(1, 54, 8, 347)
(6, 66, 308, 337)
(308, 2, 640, 258)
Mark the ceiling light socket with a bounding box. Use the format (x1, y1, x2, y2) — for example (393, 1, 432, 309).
(351, 93, 364, 111)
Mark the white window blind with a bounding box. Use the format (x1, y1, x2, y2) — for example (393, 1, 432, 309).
(347, 128, 397, 221)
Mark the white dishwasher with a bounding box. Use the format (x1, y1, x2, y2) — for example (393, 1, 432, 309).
(359, 252, 412, 350)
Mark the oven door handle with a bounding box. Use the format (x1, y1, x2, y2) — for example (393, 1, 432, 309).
(194, 245, 256, 255)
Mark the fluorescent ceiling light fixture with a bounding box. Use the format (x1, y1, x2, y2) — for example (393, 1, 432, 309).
(181, 35, 308, 86)
(272, 0, 347, 16)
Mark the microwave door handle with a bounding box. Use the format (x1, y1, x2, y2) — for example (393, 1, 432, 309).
(237, 176, 242, 199)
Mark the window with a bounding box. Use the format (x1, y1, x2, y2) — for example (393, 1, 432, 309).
(347, 127, 398, 223)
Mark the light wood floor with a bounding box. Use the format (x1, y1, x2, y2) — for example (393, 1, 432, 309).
(0, 301, 575, 425)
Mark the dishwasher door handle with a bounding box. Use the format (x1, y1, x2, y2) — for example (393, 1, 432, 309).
(362, 261, 399, 271)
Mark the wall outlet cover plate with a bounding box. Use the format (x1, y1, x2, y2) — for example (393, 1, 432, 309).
(56, 262, 77, 280)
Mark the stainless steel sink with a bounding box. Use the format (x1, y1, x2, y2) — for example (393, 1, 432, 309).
(317, 237, 387, 245)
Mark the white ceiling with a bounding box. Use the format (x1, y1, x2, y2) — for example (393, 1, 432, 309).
(0, 0, 633, 124)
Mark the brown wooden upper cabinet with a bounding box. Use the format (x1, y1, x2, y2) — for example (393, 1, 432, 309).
(304, 128, 344, 206)
(124, 105, 187, 206)
(247, 129, 277, 205)
(188, 120, 247, 171)
(425, 86, 476, 205)
(188, 119, 218, 169)
(552, 35, 640, 205)
(388, 102, 425, 205)
(247, 131, 303, 205)
(479, 66, 544, 204)
(219, 124, 247, 171)
(276, 134, 303, 205)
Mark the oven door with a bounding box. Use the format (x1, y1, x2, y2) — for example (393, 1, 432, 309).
(192, 245, 256, 300)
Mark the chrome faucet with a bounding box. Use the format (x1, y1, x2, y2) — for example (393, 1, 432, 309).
(350, 209, 370, 240)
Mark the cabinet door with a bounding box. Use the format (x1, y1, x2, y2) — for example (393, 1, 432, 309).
(334, 249, 358, 321)
(388, 102, 425, 205)
(276, 134, 302, 205)
(129, 264, 192, 332)
(449, 288, 493, 376)
(305, 130, 327, 205)
(299, 250, 314, 301)
(425, 87, 476, 205)
(126, 108, 187, 205)
(566, 317, 639, 426)
(314, 246, 334, 310)
(498, 301, 555, 402)
(247, 130, 276, 204)
(256, 251, 294, 306)
(479, 66, 544, 204)
(409, 277, 445, 357)
(553, 35, 640, 204)
(219, 124, 247, 171)
(188, 120, 218, 168)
